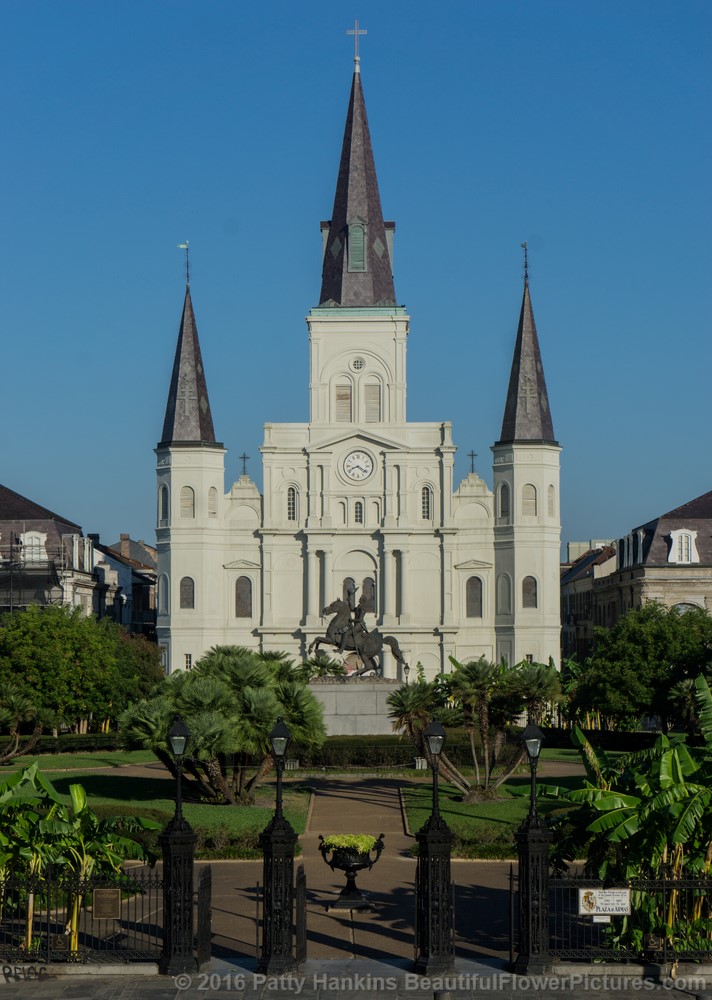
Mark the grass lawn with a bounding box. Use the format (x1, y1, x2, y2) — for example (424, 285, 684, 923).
(0, 749, 158, 772)
(403, 773, 583, 859)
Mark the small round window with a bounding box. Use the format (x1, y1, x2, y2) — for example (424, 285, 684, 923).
(351, 357, 365, 371)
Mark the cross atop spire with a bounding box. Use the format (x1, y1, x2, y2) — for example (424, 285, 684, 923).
(346, 19, 367, 71)
(521, 241, 528, 286)
(177, 241, 190, 286)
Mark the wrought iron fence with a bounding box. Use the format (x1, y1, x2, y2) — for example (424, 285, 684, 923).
(0, 865, 164, 964)
(548, 870, 712, 963)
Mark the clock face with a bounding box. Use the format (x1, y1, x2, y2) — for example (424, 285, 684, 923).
(343, 450, 374, 482)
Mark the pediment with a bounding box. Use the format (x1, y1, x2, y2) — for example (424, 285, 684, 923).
(309, 429, 404, 453)
(454, 559, 493, 570)
(223, 558, 261, 570)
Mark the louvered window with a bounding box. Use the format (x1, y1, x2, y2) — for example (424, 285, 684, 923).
(362, 576, 376, 613)
(466, 577, 483, 618)
(421, 486, 432, 520)
(336, 382, 352, 422)
(158, 574, 169, 614)
(364, 383, 381, 422)
(348, 224, 365, 272)
(522, 484, 537, 516)
(523, 576, 538, 609)
(287, 487, 298, 521)
(354, 501, 364, 524)
(499, 484, 510, 521)
(548, 485, 555, 517)
(236, 576, 252, 618)
(179, 576, 195, 609)
(180, 486, 195, 518)
(208, 487, 218, 518)
(159, 486, 169, 525)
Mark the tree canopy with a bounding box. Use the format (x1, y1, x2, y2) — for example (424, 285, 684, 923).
(573, 603, 712, 729)
(0, 604, 163, 736)
(120, 645, 327, 805)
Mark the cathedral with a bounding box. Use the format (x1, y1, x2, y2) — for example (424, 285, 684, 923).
(155, 56, 561, 679)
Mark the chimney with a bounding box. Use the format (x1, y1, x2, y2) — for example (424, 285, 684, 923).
(120, 533, 131, 559)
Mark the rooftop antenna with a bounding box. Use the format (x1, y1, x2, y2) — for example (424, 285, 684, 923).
(346, 19, 367, 72)
(521, 241, 528, 286)
(177, 241, 190, 286)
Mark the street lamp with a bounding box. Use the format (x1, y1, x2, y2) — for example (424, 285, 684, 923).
(403, 663, 410, 685)
(514, 721, 552, 975)
(258, 717, 297, 975)
(159, 716, 197, 975)
(415, 719, 455, 975)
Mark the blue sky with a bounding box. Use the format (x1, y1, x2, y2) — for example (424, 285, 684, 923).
(2, 1, 709, 553)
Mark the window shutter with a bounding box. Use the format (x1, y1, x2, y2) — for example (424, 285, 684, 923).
(364, 383, 381, 422)
(466, 577, 482, 618)
(179, 577, 195, 609)
(236, 577, 252, 618)
(522, 484, 537, 516)
(336, 383, 352, 422)
(208, 487, 218, 517)
(522, 576, 538, 609)
(348, 225, 365, 271)
(180, 486, 195, 518)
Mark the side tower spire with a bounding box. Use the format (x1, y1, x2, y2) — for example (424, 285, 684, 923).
(318, 60, 396, 307)
(498, 258, 556, 445)
(160, 285, 217, 446)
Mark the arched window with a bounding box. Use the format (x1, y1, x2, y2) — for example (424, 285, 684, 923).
(236, 577, 252, 618)
(547, 485, 555, 518)
(342, 577, 356, 606)
(159, 485, 169, 526)
(23, 533, 45, 563)
(179, 577, 195, 610)
(180, 486, 195, 519)
(678, 533, 691, 563)
(421, 486, 432, 520)
(466, 577, 483, 618)
(354, 500, 364, 524)
(499, 483, 510, 521)
(158, 574, 169, 614)
(287, 487, 298, 522)
(335, 382, 352, 422)
(522, 484, 537, 516)
(497, 574, 511, 614)
(361, 576, 376, 614)
(522, 576, 538, 609)
(364, 381, 381, 422)
(348, 223, 366, 272)
(208, 487, 218, 518)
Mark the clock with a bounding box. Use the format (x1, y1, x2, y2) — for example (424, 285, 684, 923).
(343, 450, 374, 482)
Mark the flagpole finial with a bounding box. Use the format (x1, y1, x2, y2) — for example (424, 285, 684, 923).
(177, 241, 190, 286)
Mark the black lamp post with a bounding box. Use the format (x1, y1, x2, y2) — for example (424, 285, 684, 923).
(415, 719, 455, 975)
(514, 721, 552, 974)
(159, 716, 197, 975)
(258, 717, 297, 975)
(403, 664, 410, 685)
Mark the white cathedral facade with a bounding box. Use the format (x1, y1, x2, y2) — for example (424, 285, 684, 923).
(156, 60, 561, 679)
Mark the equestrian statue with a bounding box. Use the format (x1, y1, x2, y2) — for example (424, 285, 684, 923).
(308, 594, 409, 679)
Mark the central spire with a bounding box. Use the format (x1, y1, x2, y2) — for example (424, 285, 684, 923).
(318, 64, 397, 308)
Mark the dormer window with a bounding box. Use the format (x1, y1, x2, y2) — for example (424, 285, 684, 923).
(668, 529, 699, 565)
(347, 223, 366, 272)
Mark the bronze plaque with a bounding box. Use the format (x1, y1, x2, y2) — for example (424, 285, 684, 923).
(92, 888, 121, 920)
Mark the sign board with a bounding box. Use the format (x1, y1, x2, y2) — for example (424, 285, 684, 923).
(578, 889, 630, 916)
(92, 888, 122, 920)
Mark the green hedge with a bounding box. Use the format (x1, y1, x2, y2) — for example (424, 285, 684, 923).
(292, 735, 475, 769)
(23, 732, 124, 755)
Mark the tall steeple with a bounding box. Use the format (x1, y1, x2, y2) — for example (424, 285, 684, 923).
(497, 271, 556, 445)
(318, 62, 396, 308)
(160, 285, 217, 446)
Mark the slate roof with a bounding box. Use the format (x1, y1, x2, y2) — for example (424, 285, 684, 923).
(159, 286, 218, 446)
(0, 483, 81, 532)
(632, 489, 712, 567)
(497, 280, 557, 445)
(318, 66, 397, 308)
(560, 546, 616, 586)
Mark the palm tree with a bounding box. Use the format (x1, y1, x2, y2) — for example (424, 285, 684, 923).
(510, 661, 561, 724)
(449, 657, 505, 789)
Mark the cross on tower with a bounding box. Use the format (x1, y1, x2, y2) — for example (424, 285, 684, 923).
(521, 241, 529, 284)
(177, 241, 190, 285)
(346, 19, 367, 65)
(468, 451, 478, 474)
(239, 453, 250, 476)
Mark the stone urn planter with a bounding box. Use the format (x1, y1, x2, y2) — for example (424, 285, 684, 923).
(318, 833, 385, 910)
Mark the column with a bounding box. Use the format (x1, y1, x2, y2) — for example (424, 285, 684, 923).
(399, 548, 410, 624)
(322, 549, 333, 609)
(306, 545, 320, 625)
(382, 546, 395, 626)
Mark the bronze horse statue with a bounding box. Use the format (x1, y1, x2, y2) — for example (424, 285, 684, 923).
(308, 598, 409, 678)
